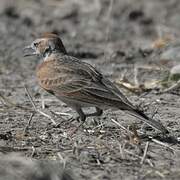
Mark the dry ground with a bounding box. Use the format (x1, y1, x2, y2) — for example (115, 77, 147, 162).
(1, 0, 180, 179)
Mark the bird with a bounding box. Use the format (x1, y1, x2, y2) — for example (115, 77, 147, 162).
(23, 33, 168, 134)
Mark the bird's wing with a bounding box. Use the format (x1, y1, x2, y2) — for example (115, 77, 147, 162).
(37, 55, 135, 108)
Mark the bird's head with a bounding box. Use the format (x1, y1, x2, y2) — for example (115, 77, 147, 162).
(23, 33, 67, 58)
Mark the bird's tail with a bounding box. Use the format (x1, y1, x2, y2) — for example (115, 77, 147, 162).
(125, 109, 169, 134)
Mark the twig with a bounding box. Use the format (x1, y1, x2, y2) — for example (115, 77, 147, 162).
(41, 94, 45, 109)
(57, 152, 66, 169)
(134, 65, 139, 87)
(36, 109, 56, 125)
(92, 122, 105, 130)
(140, 141, 150, 164)
(155, 170, 165, 178)
(24, 85, 57, 125)
(151, 107, 159, 119)
(146, 159, 154, 167)
(150, 137, 175, 152)
(24, 85, 37, 110)
(124, 149, 153, 167)
(50, 111, 70, 121)
(53, 112, 72, 117)
(110, 118, 131, 133)
(31, 146, 36, 157)
(23, 113, 34, 135)
(161, 80, 180, 93)
(115, 80, 140, 94)
(83, 129, 106, 134)
(96, 159, 101, 165)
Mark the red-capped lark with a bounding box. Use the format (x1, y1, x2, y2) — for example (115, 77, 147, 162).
(24, 33, 168, 134)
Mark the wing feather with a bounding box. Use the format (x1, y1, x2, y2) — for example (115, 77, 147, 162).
(37, 55, 135, 109)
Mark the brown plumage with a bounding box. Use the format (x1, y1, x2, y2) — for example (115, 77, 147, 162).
(24, 33, 168, 134)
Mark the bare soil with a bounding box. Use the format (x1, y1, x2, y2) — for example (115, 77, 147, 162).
(1, 0, 180, 179)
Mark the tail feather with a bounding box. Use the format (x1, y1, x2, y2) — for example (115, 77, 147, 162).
(126, 109, 168, 134)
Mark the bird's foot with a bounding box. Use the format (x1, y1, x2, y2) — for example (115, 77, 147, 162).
(69, 121, 85, 137)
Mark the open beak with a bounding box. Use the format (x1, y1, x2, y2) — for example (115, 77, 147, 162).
(23, 45, 36, 57)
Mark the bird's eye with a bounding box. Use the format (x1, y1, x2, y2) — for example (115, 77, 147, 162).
(33, 42, 38, 47)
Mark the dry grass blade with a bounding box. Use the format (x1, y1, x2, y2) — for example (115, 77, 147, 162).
(41, 94, 45, 109)
(140, 141, 150, 164)
(31, 146, 36, 157)
(150, 137, 175, 152)
(123, 149, 153, 167)
(57, 152, 66, 169)
(110, 118, 130, 133)
(24, 85, 57, 125)
(24, 85, 37, 110)
(23, 113, 34, 135)
(115, 78, 142, 94)
(161, 80, 180, 93)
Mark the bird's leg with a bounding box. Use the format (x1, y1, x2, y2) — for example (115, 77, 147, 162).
(67, 106, 86, 123)
(69, 107, 86, 136)
(75, 107, 86, 122)
(69, 107, 103, 136)
(86, 107, 103, 117)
